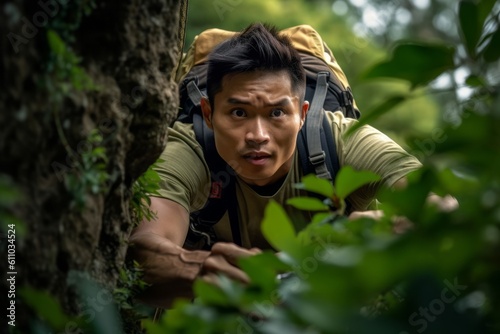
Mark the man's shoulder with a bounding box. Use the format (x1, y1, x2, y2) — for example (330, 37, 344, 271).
(166, 121, 204, 152)
(170, 121, 196, 139)
(324, 110, 359, 131)
(324, 110, 385, 143)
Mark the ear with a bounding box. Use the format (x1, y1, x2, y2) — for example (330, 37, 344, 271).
(200, 97, 213, 129)
(300, 100, 309, 127)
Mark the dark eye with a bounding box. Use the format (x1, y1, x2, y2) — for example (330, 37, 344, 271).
(270, 109, 285, 117)
(231, 109, 246, 117)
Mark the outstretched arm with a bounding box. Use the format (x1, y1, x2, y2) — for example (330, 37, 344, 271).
(128, 197, 259, 308)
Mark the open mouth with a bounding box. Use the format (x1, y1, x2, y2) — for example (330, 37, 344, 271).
(243, 152, 271, 165)
(244, 151, 270, 158)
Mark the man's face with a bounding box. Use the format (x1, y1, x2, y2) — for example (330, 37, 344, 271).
(201, 70, 308, 186)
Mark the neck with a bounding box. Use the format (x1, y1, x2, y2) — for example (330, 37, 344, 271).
(247, 174, 287, 196)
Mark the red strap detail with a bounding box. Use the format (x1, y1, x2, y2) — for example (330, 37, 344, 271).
(209, 181, 223, 199)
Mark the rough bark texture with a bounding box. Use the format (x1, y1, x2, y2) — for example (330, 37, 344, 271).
(0, 0, 182, 329)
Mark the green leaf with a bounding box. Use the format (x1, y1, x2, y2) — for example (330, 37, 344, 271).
(0, 182, 21, 204)
(465, 74, 485, 87)
(345, 95, 407, 137)
(19, 287, 72, 330)
(478, 0, 497, 23)
(459, 1, 481, 58)
(238, 252, 290, 303)
(320, 245, 363, 267)
(216, 275, 244, 304)
(311, 212, 335, 224)
(193, 279, 231, 306)
(47, 30, 65, 56)
(435, 168, 478, 196)
(294, 174, 334, 198)
(287, 197, 329, 211)
(67, 272, 123, 333)
(475, 0, 498, 48)
(91, 146, 106, 157)
(378, 168, 434, 222)
(334, 166, 381, 200)
(482, 27, 500, 63)
(239, 252, 290, 285)
(261, 200, 298, 253)
(362, 43, 456, 88)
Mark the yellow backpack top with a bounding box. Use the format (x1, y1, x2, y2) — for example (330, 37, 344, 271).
(175, 24, 359, 113)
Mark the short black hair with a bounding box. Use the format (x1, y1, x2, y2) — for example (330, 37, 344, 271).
(206, 23, 306, 109)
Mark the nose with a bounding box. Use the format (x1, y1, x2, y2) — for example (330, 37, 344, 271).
(245, 117, 270, 145)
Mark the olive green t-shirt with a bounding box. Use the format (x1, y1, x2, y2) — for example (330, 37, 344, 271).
(154, 111, 421, 249)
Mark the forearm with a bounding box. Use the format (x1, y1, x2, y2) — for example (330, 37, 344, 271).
(128, 231, 210, 308)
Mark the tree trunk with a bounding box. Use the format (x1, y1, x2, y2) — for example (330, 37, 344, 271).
(0, 0, 184, 331)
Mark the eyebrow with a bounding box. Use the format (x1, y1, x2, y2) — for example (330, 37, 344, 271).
(226, 97, 292, 107)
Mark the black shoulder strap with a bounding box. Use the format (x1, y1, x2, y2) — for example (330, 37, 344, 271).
(321, 110, 340, 188)
(298, 71, 354, 213)
(227, 181, 241, 246)
(306, 71, 333, 181)
(298, 72, 346, 211)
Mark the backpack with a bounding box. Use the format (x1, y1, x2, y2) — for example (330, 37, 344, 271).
(174, 25, 360, 250)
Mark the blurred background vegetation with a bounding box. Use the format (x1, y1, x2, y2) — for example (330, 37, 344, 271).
(183, 0, 461, 146)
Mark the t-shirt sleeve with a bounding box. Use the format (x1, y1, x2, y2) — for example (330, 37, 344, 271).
(153, 122, 211, 212)
(329, 111, 422, 210)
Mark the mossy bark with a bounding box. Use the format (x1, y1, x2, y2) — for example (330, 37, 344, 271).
(0, 0, 182, 329)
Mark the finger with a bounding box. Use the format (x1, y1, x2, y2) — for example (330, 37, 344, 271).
(427, 194, 459, 212)
(199, 272, 220, 286)
(211, 242, 261, 266)
(249, 247, 262, 254)
(202, 254, 251, 284)
(392, 215, 414, 234)
(348, 210, 384, 221)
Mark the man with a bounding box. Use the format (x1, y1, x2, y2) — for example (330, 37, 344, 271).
(128, 23, 452, 308)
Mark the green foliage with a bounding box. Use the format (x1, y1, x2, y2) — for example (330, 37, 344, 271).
(459, 0, 497, 59)
(287, 197, 330, 211)
(334, 167, 380, 201)
(19, 273, 125, 334)
(293, 174, 334, 198)
(362, 43, 456, 89)
(42, 0, 98, 100)
(19, 287, 75, 331)
(291, 169, 380, 215)
(482, 26, 500, 63)
(118, 164, 165, 332)
(46, 0, 96, 43)
(64, 129, 110, 211)
(261, 200, 300, 255)
(147, 168, 385, 333)
(40, 4, 101, 212)
(115, 261, 154, 333)
(346, 94, 407, 136)
(46, 29, 96, 96)
(130, 161, 163, 225)
(146, 165, 493, 333)
(68, 272, 125, 334)
(459, 1, 483, 59)
(115, 261, 149, 311)
(0, 174, 25, 236)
